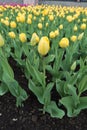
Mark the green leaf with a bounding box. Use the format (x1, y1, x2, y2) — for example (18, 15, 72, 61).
(67, 84, 80, 106)
(69, 73, 78, 85)
(28, 79, 43, 104)
(22, 44, 29, 57)
(16, 86, 28, 107)
(46, 65, 54, 74)
(78, 75, 87, 94)
(45, 101, 65, 119)
(0, 83, 8, 96)
(2, 71, 28, 106)
(0, 55, 14, 79)
(44, 55, 55, 64)
(77, 97, 87, 110)
(26, 59, 44, 85)
(56, 79, 66, 97)
(79, 58, 84, 69)
(43, 82, 54, 104)
(53, 49, 64, 71)
(60, 96, 80, 117)
(0, 66, 3, 81)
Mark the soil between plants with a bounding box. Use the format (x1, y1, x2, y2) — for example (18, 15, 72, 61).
(0, 58, 87, 130)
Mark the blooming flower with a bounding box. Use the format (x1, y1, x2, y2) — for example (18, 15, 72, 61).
(66, 15, 73, 22)
(27, 18, 32, 24)
(4, 20, 9, 26)
(49, 31, 56, 39)
(8, 32, 16, 39)
(59, 37, 69, 48)
(70, 35, 77, 42)
(59, 24, 63, 30)
(38, 23, 42, 29)
(80, 23, 86, 30)
(10, 21, 17, 28)
(19, 15, 25, 23)
(49, 15, 54, 21)
(54, 30, 59, 36)
(19, 33, 27, 43)
(38, 36, 50, 56)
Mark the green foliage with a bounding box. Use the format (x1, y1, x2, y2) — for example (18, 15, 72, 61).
(0, 49, 28, 107)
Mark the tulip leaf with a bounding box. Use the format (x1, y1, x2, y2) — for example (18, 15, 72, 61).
(43, 82, 54, 105)
(0, 54, 14, 79)
(60, 96, 80, 117)
(44, 54, 55, 64)
(0, 83, 8, 96)
(29, 79, 43, 104)
(45, 101, 65, 119)
(26, 59, 44, 85)
(78, 75, 87, 94)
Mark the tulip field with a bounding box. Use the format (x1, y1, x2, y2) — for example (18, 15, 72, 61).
(0, 4, 87, 120)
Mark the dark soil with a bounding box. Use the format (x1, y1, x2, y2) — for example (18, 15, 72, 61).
(0, 58, 87, 130)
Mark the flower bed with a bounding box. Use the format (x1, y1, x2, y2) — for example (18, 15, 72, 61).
(0, 4, 87, 119)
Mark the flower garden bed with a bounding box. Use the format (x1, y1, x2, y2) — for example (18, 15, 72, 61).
(0, 4, 87, 129)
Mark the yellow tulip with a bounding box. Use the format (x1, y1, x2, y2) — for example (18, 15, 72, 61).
(4, 20, 9, 26)
(27, 18, 32, 24)
(54, 30, 59, 36)
(59, 24, 63, 30)
(82, 19, 86, 22)
(30, 33, 39, 46)
(28, 14, 32, 19)
(0, 34, 4, 47)
(80, 23, 86, 30)
(42, 9, 49, 16)
(19, 15, 25, 23)
(38, 23, 42, 29)
(73, 25, 78, 31)
(38, 36, 50, 56)
(33, 16, 36, 21)
(66, 15, 73, 22)
(49, 31, 56, 39)
(10, 21, 16, 28)
(19, 33, 27, 43)
(70, 35, 77, 42)
(59, 37, 69, 48)
(49, 15, 54, 21)
(8, 32, 16, 39)
(16, 16, 20, 22)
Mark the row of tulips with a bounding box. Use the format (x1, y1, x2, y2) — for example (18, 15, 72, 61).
(0, 4, 87, 118)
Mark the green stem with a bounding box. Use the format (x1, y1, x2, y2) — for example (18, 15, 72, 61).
(42, 56, 46, 114)
(42, 56, 46, 89)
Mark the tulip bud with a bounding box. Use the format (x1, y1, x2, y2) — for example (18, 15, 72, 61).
(10, 21, 16, 28)
(38, 36, 50, 56)
(8, 32, 16, 39)
(59, 37, 69, 48)
(71, 61, 76, 71)
(78, 32, 84, 40)
(80, 23, 86, 30)
(70, 35, 77, 42)
(49, 31, 56, 39)
(30, 33, 39, 46)
(19, 33, 27, 43)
